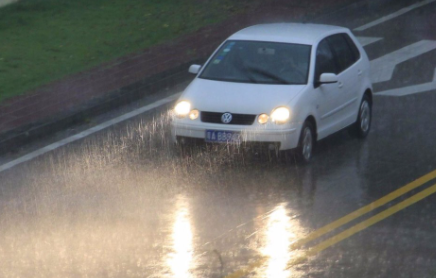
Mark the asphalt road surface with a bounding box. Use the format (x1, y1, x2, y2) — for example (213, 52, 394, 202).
(1, 1, 436, 277)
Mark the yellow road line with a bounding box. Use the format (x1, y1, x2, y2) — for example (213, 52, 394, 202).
(223, 169, 436, 278)
(290, 169, 436, 249)
(286, 182, 436, 268)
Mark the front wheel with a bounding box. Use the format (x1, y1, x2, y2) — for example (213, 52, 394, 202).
(350, 95, 372, 138)
(296, 121, 315, 163)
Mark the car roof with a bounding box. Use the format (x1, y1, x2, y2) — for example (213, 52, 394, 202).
(227, 23, 349, 45)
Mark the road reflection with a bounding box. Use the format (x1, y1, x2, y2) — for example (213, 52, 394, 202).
(167, 195, 194, 278)
(259, 204, 301, 278)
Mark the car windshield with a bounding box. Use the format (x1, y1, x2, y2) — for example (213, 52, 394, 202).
(200, 40, 311, 85)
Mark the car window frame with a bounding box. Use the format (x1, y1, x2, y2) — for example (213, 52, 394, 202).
(314, 37, 339, 83)
(326, 33, 360, 74)
(342, 33, 361, 62)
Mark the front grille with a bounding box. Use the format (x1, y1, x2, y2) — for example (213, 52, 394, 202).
(201, 111, 256, 125)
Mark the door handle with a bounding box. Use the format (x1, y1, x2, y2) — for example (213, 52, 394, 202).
(338, 82, 343, 88)
(358, 70, 362, 76)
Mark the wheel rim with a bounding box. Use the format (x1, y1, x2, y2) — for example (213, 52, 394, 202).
(360, 101, 370, 133)
(302, 127, 312, 161)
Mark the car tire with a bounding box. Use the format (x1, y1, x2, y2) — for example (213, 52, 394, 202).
(350, 95, 371, 138)
(296, 121, 315, 163)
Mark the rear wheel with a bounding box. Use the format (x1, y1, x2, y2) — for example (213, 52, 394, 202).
(296, 121, 315, 163)
(350, 95, 371, 138)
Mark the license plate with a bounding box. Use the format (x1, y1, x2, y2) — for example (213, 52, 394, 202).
(205, 130, 241, 143)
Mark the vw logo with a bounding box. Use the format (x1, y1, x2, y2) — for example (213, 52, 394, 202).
(221, 112, 233, 124)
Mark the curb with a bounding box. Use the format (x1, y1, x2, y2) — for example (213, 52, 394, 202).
(0, 58, 203, 153)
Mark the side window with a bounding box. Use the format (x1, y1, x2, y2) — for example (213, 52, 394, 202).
(343, 34, 361, 61)
(315, 39, 338, 81)
(327, 34, 356, 72)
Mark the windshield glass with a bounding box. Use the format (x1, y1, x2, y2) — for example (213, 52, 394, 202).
(200, 40, 311, 85)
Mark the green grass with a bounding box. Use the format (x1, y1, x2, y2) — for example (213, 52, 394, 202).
(0, 0, 250, 102)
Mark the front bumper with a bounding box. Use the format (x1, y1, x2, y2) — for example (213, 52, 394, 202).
(171, 120, 300, 150)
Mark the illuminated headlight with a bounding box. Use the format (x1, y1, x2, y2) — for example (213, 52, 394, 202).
(258, 113, 269, 124)
(271, 107, 290, 124)
(174, 101, 191, 118)
(189, 109, 199, 120)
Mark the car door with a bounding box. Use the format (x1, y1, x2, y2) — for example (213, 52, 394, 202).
(313, 38, 342, 139)
(326, 33, 361, 129)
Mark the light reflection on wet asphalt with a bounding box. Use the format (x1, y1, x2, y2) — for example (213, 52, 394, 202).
(2, 90, 436, 277)
(167, 196, 194, 278)
(259, 205, 293, 278)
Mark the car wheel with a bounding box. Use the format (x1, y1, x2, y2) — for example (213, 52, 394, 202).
(350, 95, 371, 138)
(296, 121, 315, 163)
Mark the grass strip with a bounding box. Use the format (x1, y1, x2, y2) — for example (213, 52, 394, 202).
(0, 0, 251, 102)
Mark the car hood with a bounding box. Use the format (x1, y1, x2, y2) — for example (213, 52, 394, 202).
(180, 78, 307, 114)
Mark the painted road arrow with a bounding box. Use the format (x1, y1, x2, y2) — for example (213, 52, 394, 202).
(370, 40, 436, 84)
(356, 36, 383, 47)
(377, 66, 436, 96)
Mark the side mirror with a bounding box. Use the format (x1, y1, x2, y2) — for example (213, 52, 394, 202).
(189, 64, 201, 75)
(316, 73, 338, 87)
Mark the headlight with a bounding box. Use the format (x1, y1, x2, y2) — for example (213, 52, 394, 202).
(189, 109, 199, 120)
(271, 107, 290, 124)
(174, 101, 191, 118)
(258, 113, 269, 124)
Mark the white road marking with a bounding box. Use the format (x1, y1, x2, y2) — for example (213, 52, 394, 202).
(356, 36, 383, 47)
(0, 0, 18, 8)
(377, 67, 436, 96)
(0, 93, 181, 173)
(370, 40, 436, 84)
(354, 0, 436, 31)
(377, 81, 436, 96)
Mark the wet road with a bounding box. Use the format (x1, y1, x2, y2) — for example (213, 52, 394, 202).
(1, 1, 436, 277)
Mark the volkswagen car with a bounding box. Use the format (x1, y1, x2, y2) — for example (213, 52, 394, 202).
(171, 23, 373, 162)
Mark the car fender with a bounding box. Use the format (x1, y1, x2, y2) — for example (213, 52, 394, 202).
(287, 88, 319, 141)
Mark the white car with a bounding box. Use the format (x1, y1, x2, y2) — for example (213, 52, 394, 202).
(171, 23, 372, 162)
